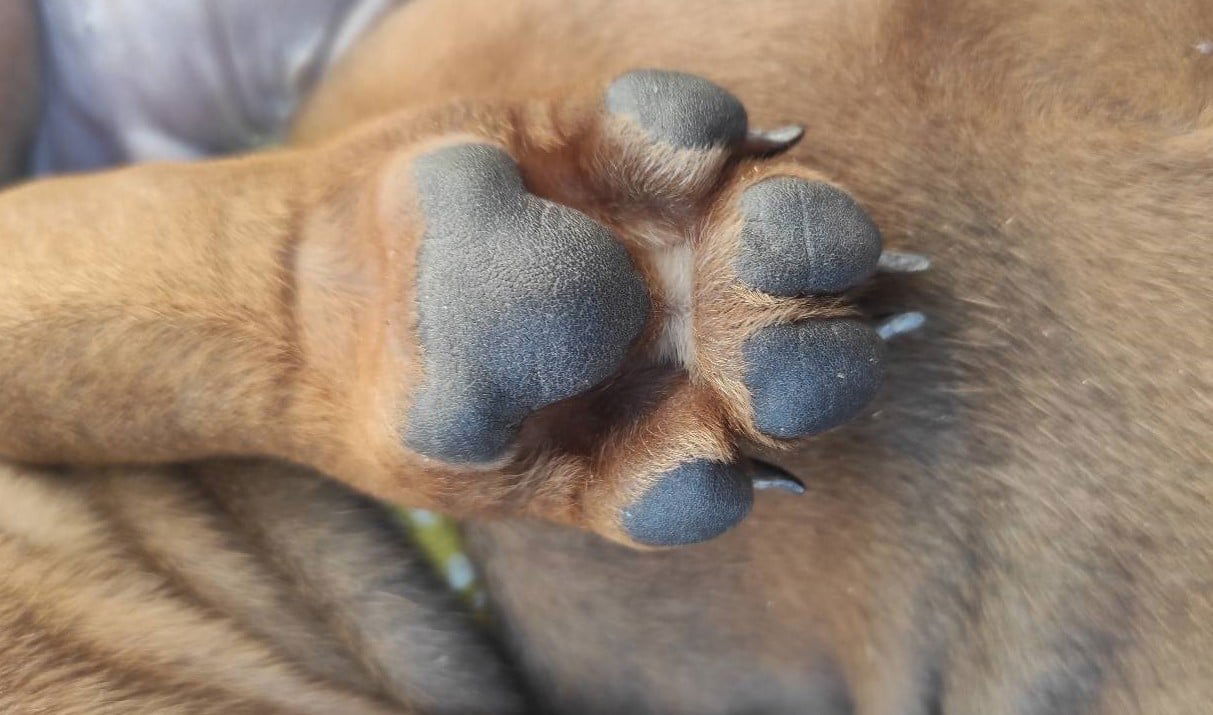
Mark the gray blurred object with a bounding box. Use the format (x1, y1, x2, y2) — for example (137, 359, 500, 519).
(0, 0, 41, 182)
(32, 0, 400, 173)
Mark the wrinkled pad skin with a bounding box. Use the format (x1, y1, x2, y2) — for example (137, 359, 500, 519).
(734, 177, 883, 296)
(622, 459, 754, 546)
(743, 320, 886, 439)
(605, 69, 748, 149)
(405, 144, 650, 463)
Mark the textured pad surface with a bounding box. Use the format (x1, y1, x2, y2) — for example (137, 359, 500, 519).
(734, 177, 882, 296)
(743, 320, 886, 439)
(622, 459, 753, 546)
(605, 69, 748, 149)
(405, 144, 650, 463)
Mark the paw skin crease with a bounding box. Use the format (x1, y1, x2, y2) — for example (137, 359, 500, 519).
(404, 143, 650, 464)
(606, 69, 748, 149)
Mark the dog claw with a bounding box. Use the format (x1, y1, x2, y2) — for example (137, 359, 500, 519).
(743, 125, 805, 156)
(875, 311, 926, 341)
(877, 250, 931, 273)
(747, 458, 807, 494)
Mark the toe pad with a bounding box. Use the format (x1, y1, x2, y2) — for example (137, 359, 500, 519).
(734, 177, 882, 296)
(622, 459, 753, 546)
(743, 320, 885, 439)
(606, 69, 748, 149)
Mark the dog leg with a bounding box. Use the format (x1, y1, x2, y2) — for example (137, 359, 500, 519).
(0, 71, 922, 546)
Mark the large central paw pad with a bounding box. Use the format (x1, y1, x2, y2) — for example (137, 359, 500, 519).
(404, 144, 649, 463)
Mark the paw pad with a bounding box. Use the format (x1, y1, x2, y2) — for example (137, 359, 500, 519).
(734, 177, 882, 296)
(605, 69, 748, 149)
(405, 144, 649, 463)
(622, 459, 753, 546)
(742, 320, 885, 439)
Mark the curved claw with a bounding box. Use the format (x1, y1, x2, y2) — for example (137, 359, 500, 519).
(747, 458, 806, 494)
(742, 125, 805, 156)
(877, 250, 931, 273)
(875, 311, 926, 341)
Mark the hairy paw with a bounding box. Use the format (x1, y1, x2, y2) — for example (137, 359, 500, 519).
(303, 69, 927, 547)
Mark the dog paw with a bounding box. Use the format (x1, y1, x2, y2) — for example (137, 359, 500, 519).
(332, 69, 926, 547)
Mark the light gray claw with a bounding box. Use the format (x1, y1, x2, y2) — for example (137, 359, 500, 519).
(742, 125, 805, 156)
(747, 458, 806, 494)
(877, 250, 931, 274)
(875, 311, 926, 341)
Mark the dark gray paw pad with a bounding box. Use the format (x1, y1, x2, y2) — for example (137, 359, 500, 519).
(404, 143, 650, 464)
(622, 459, 753, 546)
(734, 177, 882, 296)
(743, 320, 885, 439)
(605, 69, 748, 149)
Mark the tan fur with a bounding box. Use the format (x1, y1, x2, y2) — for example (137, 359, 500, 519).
(0, 460, 521, 713)
(1, 0, 1212, 711)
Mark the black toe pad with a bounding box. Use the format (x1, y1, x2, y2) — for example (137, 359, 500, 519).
(622, 459, 753, 546)
(743, 320, 885, 439)
(606, 69, 748, 149)
(734, 177, 882, 296)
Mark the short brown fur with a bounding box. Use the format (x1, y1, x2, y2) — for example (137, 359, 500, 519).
(1, 0, 1212, 712)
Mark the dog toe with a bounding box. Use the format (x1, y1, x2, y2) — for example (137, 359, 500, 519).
(621, 458, 753, 546)
(605, 69, 749, 149)
(734, 176, 883, 297)
(742, 319, 885, 439)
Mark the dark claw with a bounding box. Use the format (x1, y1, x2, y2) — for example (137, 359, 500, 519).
(747, 458, 806, 494)
(875, 311, 926, 341)
(877, 250, 931, 274)
(742, 125, 805, 156)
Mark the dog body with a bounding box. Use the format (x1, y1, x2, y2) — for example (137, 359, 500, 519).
(1, 1, 1211, 713)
